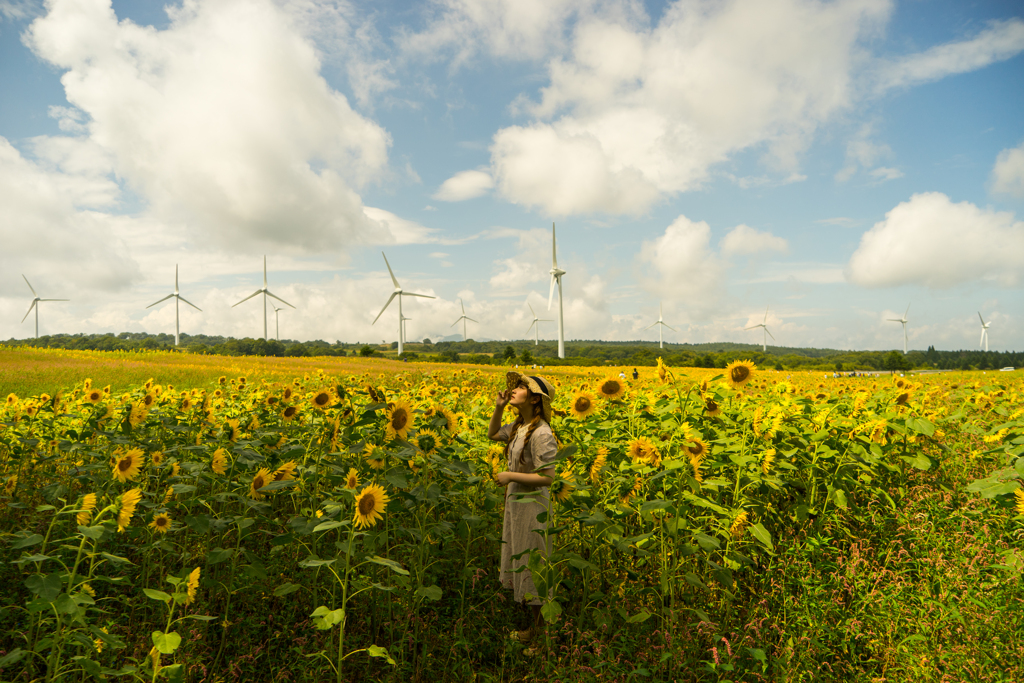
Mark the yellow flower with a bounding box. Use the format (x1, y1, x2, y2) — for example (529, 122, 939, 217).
(117, 488, 143, 532)
(596, 376, 625, 400)
(211, 448, 229, 475)
(628, 437, 661, 467)
(129, 403, 148, 427)
(226, 418, 240, 442)
(414, 428, 441, 455)
(725, 360, 756, 388)
(83, 388, 104, 404)
(730, 511, 749, 539)
(4, 474, 18, 496)
(364, 444, 386, 470)
(281, 405, 299, 422)
(249, 468, 272, 500)
(761, 449, 776, 475)
(112, 448, 146, 482)
(551, 477, 575, 503)
(385, 400, 414, 440)
(656, 357, 667, 381)
(150, 512, 172, 533)
(570, 391, 597, 419)
(311, 390, 332, 410)
(273, 461, 297, 482)
(590, 447, 608, 484)
(77, 493, 97, 525)
(5, 393, 17, 406)
(163, 486, 174, 505)
(703, 396, 722, 418)
(151, 451, 165, 467)
(345, 468, 359, 490)
(353, 484, 389, 529)
(1014, 488, 1024, 517)
(186, 567, 201, 604)
(150, 647, 162, 676)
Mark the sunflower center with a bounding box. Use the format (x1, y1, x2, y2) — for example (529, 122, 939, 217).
(285, 407, 297, 417)
(118, 457, 132, 472)
(575, 397, 591, 412)
(601, 381, 619, 395)
(315, 394, 329, 406)
(730, 366, 750, 383)
(392, 410, 408, 430)
(358, 493, 377, 516)
(896, 392, 909, 405)
(706, 399, 718, 411)
(253, 475, 265, 490)
(156, 517, 168, 527)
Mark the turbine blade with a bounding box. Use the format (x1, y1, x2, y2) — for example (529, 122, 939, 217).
(263, 256, 267, 288)
(551, 222, 558, 269)
(178, 295, 202, 311)
(664, 323, 677, 332)
(466, 317, 478, 323)
(175, 264, 179, 292)
(904, 303, 911, 318)
(526, 320, 536, 334)
(547, 276, 556, 310)
(744, 324, 761, 330)
(978, 311, 985, 326)
(528, 302, 536, 317)
(39, 299, 69, 302)
(451, 318, 460, 327)
(886, 319, 902, 322)
(21, 300, 37, 323)
(643, 322, 658, 331)
(382, 252, 400, 289)
(460, 298, 466, 315)
(763, 304, 769, 324)
(404, 292, 435, 299)
(233, 290, 262, 307)
(766, 328, 776, 341)
(372, 292, 398, 325)
(22, 275, 37, 297)
(265, 291, 295, 308)
(146, 294, 175, 309)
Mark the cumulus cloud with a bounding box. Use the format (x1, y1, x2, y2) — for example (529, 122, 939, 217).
(874, 18, 1024, 93)
(991, 141, 1024, 197)
(24, 0, 392, 253)
(488, 0, 891, 215)
(846, 192, 1024, 288)
(433, 169, 494, 201)
(636, 215, 726, 314)
(721, 224, 788, 256)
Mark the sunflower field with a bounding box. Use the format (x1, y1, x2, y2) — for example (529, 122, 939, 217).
(1, 354, 1023, 682)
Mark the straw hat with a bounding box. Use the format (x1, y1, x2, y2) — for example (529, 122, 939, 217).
(506, 372, 556, 422)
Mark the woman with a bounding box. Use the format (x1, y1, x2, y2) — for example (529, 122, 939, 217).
(487, 372, 558, 650)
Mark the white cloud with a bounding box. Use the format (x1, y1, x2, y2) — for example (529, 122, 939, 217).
(24, 0, 391, 254)
(433, 169, 494, 201)
(361, 207, 437, 244)
(846, 192, 1024, 288)
(991, 141, 1024, 197)
(869, 166, 903, 181)
(489, 0, 892, 215)
(636, 215, 726, 314)
(721, 224, 789, 256)
(874, 18, 1024, 92)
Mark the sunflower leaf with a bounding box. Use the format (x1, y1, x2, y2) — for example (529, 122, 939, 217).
(151, 630, 181, 654)
(368, 556, 410, 575)
(367, 645, 396, 666)
(312, 520, 346, 533)
(143, 589, 172, 603)
(258, 480, 297, 492)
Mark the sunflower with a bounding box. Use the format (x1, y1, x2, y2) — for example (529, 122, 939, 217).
(590, 447, 608, 484)
(656, 357, 667, 381)
(84, 388, 103, 405)
(211, 448, 229, 475)
(163, 487, 174, 504)
(761, 449, 776, 475)
(1014, 488, 1024, 516)
(570, 391, 597, 419)
(112, 448, 146, 482)
(596, 376, 625, 400)
(117, 488, 143, 532)
(129, 404, 148, 427)
(142, 393, 156, 408)
(414, 428, 441, 455)
(730, 511, 749, 539)
(226, 419, 240, 442)
(725, 360, 756, 388)
(895, 390, 912, 406)
(150, 513, 172, 534)
(311, 390, 332, 410)
(4, 474, 17, 496)
(283, 387, 294, 401)
(550, 477, 575, 503)
(77, 493, 97, 525)
(281, 406, 299, 422)
(619, 477, 643, 505)
(385, 400, 414, 440)
(345, 467, 359, 490)
(273, 461, 297, 482)
(151, 451, 165, 467)
(703, 396, 722, 418)
(353, 484, 390, 529)
(438, 406, 461, 435)
(186, 567, 200, 605)
(628, 437, 661, 467)
(180, 397, 193, 411)
(218, 376, 227, 385)
(249, 468, 272, 500)
(5, 393, 16, 406)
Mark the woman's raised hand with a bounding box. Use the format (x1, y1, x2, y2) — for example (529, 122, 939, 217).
(495, 389, 510, 408)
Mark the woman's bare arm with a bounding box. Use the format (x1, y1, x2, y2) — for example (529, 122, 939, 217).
(487, 389, 510, 441)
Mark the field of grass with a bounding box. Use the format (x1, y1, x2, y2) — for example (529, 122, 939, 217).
(1, 348, 1022, 682)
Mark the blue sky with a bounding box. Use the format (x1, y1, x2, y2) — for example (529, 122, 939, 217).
(1, 0, 1022, 351)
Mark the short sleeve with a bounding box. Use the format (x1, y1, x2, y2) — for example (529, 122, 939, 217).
(494, 422, 515, 442)
(529, 425, 558, 470)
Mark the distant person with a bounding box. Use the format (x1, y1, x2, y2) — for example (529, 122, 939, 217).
(632, 368, 639, 380)
(619, 370, 626, 379)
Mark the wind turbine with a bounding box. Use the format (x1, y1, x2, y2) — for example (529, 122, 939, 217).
(745, 305, 775, 353)
(20, 275, 68, 339)
(547, 222, 566, 359)
(232, 257, 295, 341)
(272, 305, 285, 342)
(978, 312, 991, 352)
(450, 298, 477, 341)
(526, 302, 553, 346)
(372, 252, 435, 355)
(644, 302, 676, 349)
(887, 304, 910, 355)
(146, 265, 201, 346)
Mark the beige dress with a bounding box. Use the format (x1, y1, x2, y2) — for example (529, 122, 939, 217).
(494, 420, 558, 605)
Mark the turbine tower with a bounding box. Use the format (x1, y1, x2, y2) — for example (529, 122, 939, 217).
(20, 275, 68, 339)
(372, 252, 435, 355)
(146, 265, 201, 346)
(272, 305, 285, 342)
(547, 222, 567, 359)
(644, 302, 676, 349)
(745, 305, 775, 353)
(526, 302, 553, 346)
(887, 304, 910, 355)
(232, 257, 295, 341)
(978, 312, 991, 352)
(450, 298, 477, 341)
